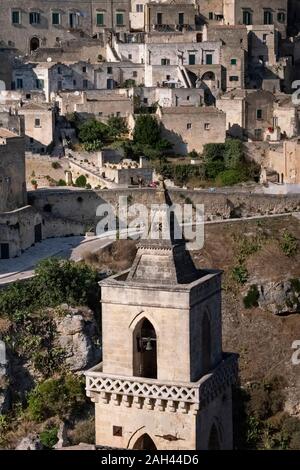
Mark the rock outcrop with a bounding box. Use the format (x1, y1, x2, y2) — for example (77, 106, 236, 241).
(256, 279, 300, 315)
(16, 434, 43, 450)
(55, 306, 101, 371)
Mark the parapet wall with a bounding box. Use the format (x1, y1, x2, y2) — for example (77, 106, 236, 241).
(28, 188, 300, 226)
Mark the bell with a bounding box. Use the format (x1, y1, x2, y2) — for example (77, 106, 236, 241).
(145, 339, 152, 351)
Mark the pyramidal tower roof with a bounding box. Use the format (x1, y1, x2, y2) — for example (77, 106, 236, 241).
(126, 180, 200, 285)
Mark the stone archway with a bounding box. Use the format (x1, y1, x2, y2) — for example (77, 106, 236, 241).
(133, 433, 157, 450)
(30, 37, 40, 52)
(133, 318, 157, 379)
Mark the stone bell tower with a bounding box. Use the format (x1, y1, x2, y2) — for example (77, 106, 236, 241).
(85, 189, 238, 450)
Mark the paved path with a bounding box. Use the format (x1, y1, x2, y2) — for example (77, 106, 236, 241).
(0, 235, 114, 286)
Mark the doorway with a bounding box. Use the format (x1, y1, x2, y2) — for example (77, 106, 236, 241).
(30, 37, 40, 52)
(34, 223, 42, 243)
(0, 243, 9, 260)
(133, 434, 157, 450)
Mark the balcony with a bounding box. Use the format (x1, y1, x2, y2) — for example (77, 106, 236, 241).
(85, 353, 238, 415)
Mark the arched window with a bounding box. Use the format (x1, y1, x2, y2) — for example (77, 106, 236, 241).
(208, 424, 220, 450)
(133, 318, 157, 379)
(202, 311, 211, 374)
(133, 433, 157, 450)
(30, 37, 40, 52)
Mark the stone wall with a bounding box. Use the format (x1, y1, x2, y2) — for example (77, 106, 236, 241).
(28, 187, 300, 227)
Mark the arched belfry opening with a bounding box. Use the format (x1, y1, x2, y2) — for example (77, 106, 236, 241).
(133, 318, 157, 379)
(202, 311, 211, 374)
(208, 424, 221, 450)
(30, 37, 40, 52)
(133, 433, 157, 450)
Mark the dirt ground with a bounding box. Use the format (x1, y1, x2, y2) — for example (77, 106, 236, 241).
(26, 156, 69, 189)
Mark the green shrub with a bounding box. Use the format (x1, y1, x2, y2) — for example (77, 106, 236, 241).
(51, 161, 61, 170)
(27, 375, 86, 422)
(216, 167, 247, 186)
(232, 264, 249, 284)
(107, 116, 128, 139)
(75, 175, 87, 188)
(243, 285, 260, 309)
(78, 120, 108, 144)
(40, 427, 58, 449)
(57, 179, 66, 186)
(280, 231, 298, 257)
(133, 115, 161, 147)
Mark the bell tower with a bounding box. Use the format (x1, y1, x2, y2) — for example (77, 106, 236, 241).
(85, 188, 238, 450)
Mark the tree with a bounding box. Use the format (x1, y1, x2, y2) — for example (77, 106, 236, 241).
(75, 175, 87, 188)
(78, 119, 108, 144)
(133, 115, 161, 147)
(224, 139, 244, 170)
(107, 116, 128, 138)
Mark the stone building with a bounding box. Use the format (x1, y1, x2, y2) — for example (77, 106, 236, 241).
(85, 188, 238, 450)
(157, 105, 226, 154)
(18, 102, 55, 153)
(261, 139, 300, 185)
(0, 0, 130, 54)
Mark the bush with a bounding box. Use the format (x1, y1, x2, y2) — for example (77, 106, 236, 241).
(27, 375, 86, 422)
(216, 168, 247, 186)
(75, 175, 87, 188)
(40, 427, 58, 449)
(51, 161, 61, 170)
(107, 116, 128, 139)
(78, 120, 108, 144)
(0, 258, 100, 317)
(133, 115, 161, 147)
(83, 140, 103, 152)
(243, 285, 260, 309)
(57, 179, 66, 186)
(280, 231, 298, 257)
(232, 264, 249, 284)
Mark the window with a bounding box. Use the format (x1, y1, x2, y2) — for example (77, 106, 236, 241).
(187, 123, 192, 130)
(256, 109, 262, 119)
(157, 12, 162, 25)
(35, 118, 41, 127)
(83, 79, 88, 88)
(204, 123, 210, 130)
(113, 426, 122, 437)
(143, 97, 148, 104)
(264, 10, 273, 25)
(277, 11, 285, 23)
(254, 128, 262, 140)
(116, 112, 120, 117)
(57, 66, 61, 74)
(29, 12, 41, 25)
(82, 66, 87, 73)
(161, 58, 170, 65)
(98, 112, 102, 116)
(206, 54, 213, 65)
(12, 11, 20, 25)
(229, 76, 239, 81)
(128, 53, 132, 60)
(107, 66, 112, 74)
(178, 13, 184, 25)
(52, 12, 60, 25)
(73, 79, 76, 86)
(189, 54, 196, 65)
(16, 78, 23, 89)
(136, 4, 143, 13)
(116, 13, 124, 26)
(133, 71, 137, 77)
(26, 93, 31, 99)
(242, 10, 252, 25)
(30, 137, 34, 144)
(96, 12, 104, 26)
(231, 58, 237, 65)
(166, 75, 171, 80)
(209, 12, 213, 20)
(36, 78, 44, 89)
